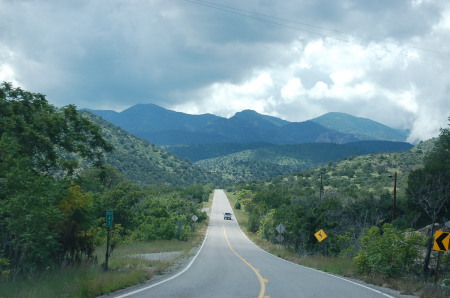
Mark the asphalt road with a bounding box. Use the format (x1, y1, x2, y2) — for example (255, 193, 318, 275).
(111, 189, 407, 298)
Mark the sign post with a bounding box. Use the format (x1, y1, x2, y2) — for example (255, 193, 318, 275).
(191, 215, 198, 231)
(276, 224, 285, 243)
(105, 210, 113, 271)
(177, 220, 183, 235)
(433, 230, 449, 283)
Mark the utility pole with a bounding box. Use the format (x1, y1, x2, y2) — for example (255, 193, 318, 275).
(319, 174, 323, 200)
(392, 172, 397, 221)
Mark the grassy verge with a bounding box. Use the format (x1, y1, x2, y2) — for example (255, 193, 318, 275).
(0, 201, 211, 298)
(226, 191, 449, 297)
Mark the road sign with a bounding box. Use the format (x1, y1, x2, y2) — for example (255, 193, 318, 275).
(433, 230, 450, 252)
(106, 210, 113, 228)
(192, 215, 198, 222)
(177, 220, 183, 234)
(276, 234, 284, 243)
(314, 229, 327, 242)
(276, 224, 285, 234)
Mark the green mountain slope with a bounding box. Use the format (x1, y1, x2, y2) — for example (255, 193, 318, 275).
(194, 142, 413, 182)
(163, 142, 272, 162)
(311, 112, 409, 141)
(294, 140, 430, 196)
(81, 111, 220, 186)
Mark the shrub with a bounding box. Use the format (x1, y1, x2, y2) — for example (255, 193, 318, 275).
(353, 224, 424, 277)
(234, 201, 241, 209)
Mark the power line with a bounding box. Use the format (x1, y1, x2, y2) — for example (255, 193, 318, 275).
(188, 0, 449, 58)
(183, 0, 450, 67)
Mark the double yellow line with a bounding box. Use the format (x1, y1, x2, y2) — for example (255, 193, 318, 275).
(223, 225, 269, 298)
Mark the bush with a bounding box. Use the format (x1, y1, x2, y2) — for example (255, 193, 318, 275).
(234, 201, 241, 209)
(353, 224, 424, 277)
(247, 212, 260, 233)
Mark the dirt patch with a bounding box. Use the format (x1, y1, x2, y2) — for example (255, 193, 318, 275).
(130, 251, 183, 262)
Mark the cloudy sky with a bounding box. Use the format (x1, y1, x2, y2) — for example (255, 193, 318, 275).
(1, 0, 449, 142)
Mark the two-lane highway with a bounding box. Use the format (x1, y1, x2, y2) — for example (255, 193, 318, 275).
(113, 190, 401, 298)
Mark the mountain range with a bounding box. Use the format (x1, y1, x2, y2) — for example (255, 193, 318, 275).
(85, 104, 409, 146)
(82, 104, 414, 183)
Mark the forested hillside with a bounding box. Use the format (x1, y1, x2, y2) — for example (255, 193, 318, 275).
(81, 111, 222, 186)
(193, 141, 413, 182)
(232, 139, 431, 237)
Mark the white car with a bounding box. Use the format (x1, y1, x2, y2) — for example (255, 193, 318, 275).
(224, 212, 232, 220)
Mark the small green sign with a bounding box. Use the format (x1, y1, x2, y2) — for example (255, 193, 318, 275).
(106, 210, 113, 227)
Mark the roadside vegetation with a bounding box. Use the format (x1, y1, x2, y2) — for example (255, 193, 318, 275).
(226, 119, 450, 297)
(0, 221, 208, 297)
(0, 82, 212, 297)
(1, 82, 449, 298)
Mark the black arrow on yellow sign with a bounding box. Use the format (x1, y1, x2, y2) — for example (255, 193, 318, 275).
(433, 231, 450, 252)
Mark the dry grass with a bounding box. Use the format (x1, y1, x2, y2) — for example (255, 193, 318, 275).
(0, 220, 208, 298)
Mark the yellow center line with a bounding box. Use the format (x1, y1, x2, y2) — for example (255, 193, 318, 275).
(223, 225, 269, 298)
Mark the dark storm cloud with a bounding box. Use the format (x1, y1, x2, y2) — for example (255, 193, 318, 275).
(1, 0, 449, 140)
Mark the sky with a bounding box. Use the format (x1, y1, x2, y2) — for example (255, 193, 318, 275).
(1, 0, 450, 142)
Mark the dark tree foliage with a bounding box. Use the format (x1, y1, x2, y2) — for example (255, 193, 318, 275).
(0, 82, 113, 175)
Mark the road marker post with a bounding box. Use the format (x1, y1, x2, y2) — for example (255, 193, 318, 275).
(105, 210, 113, 271)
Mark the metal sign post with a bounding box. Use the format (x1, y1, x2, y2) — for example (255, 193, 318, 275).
(105, 210, 113, 271)
(432, 230, 449, 283)
(177, 220, 183, 235)
(276, 224, 285, 243)
(192, 215, 198, 231)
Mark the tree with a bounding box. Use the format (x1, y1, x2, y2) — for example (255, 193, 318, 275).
(0, 82, 112, 175)
(0, 138, 64, 274)
(0, 82, 113, 275)
(406, 118, 450, 275)
(58, 184, 96, 264)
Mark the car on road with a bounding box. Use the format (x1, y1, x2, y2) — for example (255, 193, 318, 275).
(224, 212, 232, 220)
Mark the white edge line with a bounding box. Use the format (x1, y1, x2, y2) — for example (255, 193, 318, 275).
(230, 201, 395, 298)
(114, 191, 217, 298)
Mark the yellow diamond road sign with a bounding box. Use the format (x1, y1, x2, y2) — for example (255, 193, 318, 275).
(433, 230, 450, 252)
(315, 229, 327, 242)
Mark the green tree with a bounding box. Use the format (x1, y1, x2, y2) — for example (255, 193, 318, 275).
(0, 82, 112, 175)
(0, 138, 64, 274)
(406, 118, 450, 275)
(0, 82, 113, 276)
(57, 184, 96, 264)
